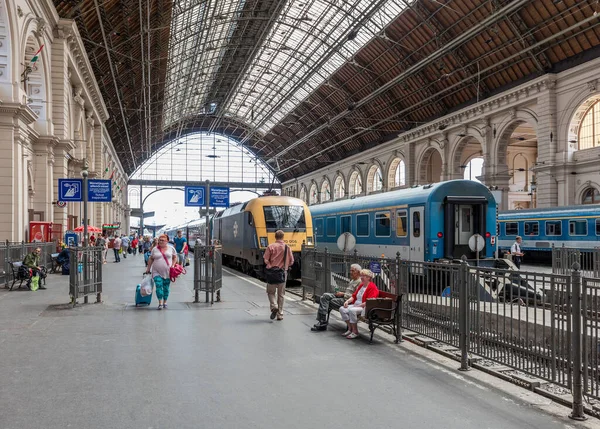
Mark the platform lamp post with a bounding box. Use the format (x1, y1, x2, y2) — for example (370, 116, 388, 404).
(530, 179, 537, 208)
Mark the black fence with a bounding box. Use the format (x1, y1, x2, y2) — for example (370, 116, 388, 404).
(193, 245, 222, 304)
(302, 245, 600, 419)
(69, 246, 103, 305)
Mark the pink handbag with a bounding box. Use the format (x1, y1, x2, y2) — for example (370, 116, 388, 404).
(158, 248, 186, 282)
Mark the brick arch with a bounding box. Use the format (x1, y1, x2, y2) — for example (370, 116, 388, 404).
(417, 146, 443, 184)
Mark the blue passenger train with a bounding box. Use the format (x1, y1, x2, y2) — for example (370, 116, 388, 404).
(498, 205, 600, 257)
(309, 180, 497, 261)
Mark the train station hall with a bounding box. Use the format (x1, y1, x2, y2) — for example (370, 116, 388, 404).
(2, 0, 600, 427)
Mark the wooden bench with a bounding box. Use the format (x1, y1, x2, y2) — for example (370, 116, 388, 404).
(327, 290, 402, 344)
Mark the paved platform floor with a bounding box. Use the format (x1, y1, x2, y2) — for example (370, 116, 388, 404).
(0, 254, 596, 429)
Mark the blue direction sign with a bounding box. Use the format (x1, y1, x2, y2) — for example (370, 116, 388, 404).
(184, 186, 206, 207)
(368, 261, 381, 274)
(58, 179, 83, 202)
(210, 187, 230, 208)
(88, 179, 112, 202)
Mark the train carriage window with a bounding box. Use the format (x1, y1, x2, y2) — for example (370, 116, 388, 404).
(505, 222, 518, 236)
(597, 219, 600, 236)
(357, 214, 369, 237)
(413, 211, 421, 238)
(314, 219, 324, 238)
(396, 210, 407, 237)
(546, 221, 562, 236)
(375, 212, 391, 237)
(340, 216, 351, 234)
(524, 221, 539, 236)
(569, 220, 588, 236)
(326, 218, 337, 237)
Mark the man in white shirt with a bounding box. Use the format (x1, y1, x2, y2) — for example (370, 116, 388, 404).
(511, 236, 524, 269)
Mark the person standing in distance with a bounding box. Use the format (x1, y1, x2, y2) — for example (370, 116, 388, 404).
(511, 235, 524, 269)
(112, 235, 121, 263)
(264, 230, 294, 321)
(173, 230, 188, 266)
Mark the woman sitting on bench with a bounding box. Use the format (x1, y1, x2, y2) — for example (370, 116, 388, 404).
(339, 269, 378, 339)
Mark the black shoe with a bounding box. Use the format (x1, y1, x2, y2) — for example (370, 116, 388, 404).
(311, 324, 327, 332)
(38, 286, 47, 290)
(270, 308, 278, 320)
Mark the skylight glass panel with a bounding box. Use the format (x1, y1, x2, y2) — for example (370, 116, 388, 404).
(227, 0, 406, 133)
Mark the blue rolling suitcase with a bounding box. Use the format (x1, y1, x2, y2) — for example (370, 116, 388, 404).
(135, 275, 153, 307)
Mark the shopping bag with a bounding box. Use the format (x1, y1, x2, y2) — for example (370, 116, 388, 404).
(140, 275, 153, 297)
(30, 275, 40, 291)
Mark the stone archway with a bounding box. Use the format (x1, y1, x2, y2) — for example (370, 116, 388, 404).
(348, 169, 363, 197)
(0, 0, 13, 94)
(387, 157, 405, 190)
(333, 174, 345, 200)
(417, 147, 443, 184)
(320, 177, 331, 202)
(450, 136, 484, 181)
(496, 119, 538, 209)
(366, 162, 383, 193)
(299, 184, 307, 203)
(309, 182, 318, 205)
(22, 34, 48, 128)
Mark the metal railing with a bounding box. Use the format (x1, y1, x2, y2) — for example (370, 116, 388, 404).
(302, 246, 599, 419)
(552, 244, 600, 278)
(193, 245, 222, 304)
(69, 246, 103, 305)
(1, 241, 56, 288)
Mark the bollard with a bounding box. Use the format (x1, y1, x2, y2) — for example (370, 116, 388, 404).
(570, 262, 586, 420)
(458, 256, 470, 371)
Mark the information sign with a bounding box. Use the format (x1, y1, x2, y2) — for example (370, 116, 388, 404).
(368, 261, 381, 274)
(88, 179, 112, 202)
(58, 179, 83, 202)
(210, 187, 230, 208)
(184, 186, 206, 207)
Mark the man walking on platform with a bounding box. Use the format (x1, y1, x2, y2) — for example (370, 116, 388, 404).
(113, 235, 121, 263)
(263, 230, 293, 321)
(311, 264, 361, 331)
(173, 230, 188, 265)
(121, 235, 130, 259)
(511, 236, 524, 269)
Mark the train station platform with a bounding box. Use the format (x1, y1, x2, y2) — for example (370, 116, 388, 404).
(0, 256, 598, 429)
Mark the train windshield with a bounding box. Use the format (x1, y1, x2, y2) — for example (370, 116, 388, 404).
(263, 206, 306, 230)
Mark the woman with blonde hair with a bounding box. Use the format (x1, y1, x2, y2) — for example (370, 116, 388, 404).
(145, 234, 178, 310)
(339, 269, 379, 339)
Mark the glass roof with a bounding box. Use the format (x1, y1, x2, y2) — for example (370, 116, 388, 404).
(162, 0, 405, 133)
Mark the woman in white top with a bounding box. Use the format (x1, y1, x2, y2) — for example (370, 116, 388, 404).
(339, 269, 379, 339)
(145, 234, 177, 310)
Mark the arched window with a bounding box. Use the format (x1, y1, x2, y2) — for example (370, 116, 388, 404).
(299, 186, 307, 203)
(367, 165, 383, 193)
(348, 171, 362, 196)
(579, 101, 600, 150)
(582, 187, 600, 204)
(309, 183, 319, 205)
(388, 158, 406, 188)
(463, 157, 484, 183)
(320, 180, 331, 202)
(333, 175, 345, 200)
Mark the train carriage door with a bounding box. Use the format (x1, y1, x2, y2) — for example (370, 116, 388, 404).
(456, 205, 473, 245)
(409, 207, 424, 262)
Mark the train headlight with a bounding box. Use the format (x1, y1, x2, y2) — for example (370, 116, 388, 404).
(307, 236, 313, 245)
(259, 237, 268, 248)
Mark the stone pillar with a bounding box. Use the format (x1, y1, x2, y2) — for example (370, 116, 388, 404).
(32, 137, 57, 222)
(440, 134, 450, 181)
(406, 143, 416, 186)
(53, 140, 76, 232)
(535, 78, 558, 207)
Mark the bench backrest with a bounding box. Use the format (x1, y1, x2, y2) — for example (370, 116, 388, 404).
(11, 261, 23, 269)
(378, 291, 400, 302)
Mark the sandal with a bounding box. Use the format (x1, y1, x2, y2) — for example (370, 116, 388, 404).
(341, 330, 351, 337)
(157, 305, 163, 310)
(346, 333, 358, 339)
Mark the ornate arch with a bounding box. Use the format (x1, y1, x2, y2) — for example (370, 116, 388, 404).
(348, 168, 363, 197)
(319, 176, 331, 202)
(308, 181, 318, 205)
(299, 184, 308, 203)
(387, 156, 406, 190)
(333, 172, 345, 200)
(562, 84, 600, 152)
(21, 27, 49, 126)
(449, 135, 484, 179)
(494, 109, 539, 167)
(417, 146, 443, 184)
(577, 182, 600, 204)
(366, 160, 384, 193)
